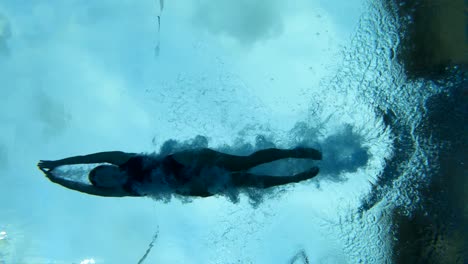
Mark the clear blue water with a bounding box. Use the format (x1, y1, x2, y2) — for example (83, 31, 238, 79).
(0, 1, 460, 263)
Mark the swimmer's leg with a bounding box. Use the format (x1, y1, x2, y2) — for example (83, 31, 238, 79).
(230, 167, 319, 189)
(172, 147, 322, 172)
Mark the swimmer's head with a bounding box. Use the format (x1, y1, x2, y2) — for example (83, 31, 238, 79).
(89, 165, 129, 188)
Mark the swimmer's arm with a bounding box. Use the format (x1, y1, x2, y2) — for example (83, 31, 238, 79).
(39, 151, 137, 169)
(42, 169, 139, 197)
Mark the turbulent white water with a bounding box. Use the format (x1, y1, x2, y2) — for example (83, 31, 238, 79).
(0, 0, 458, 263)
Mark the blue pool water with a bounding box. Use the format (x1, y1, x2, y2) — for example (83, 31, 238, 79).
(0, 0, 465, 263)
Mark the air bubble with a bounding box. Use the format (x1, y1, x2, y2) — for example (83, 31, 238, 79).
(366, 213, 378, 224)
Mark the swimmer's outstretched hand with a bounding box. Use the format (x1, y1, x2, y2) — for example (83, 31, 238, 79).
(38, 164, 71, 188)
(37, 160, 60, 172)
(37, 162, 61, 183)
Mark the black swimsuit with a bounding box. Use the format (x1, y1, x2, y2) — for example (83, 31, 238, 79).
(119, 154, 191, 195)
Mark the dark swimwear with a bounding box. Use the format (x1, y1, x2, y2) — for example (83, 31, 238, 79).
(119, 154, 192, 195)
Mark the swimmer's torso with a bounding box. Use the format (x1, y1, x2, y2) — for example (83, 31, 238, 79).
(119, 154, 194, 195)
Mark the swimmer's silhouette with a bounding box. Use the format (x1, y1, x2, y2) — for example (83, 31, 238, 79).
(38, 147, 322, 198)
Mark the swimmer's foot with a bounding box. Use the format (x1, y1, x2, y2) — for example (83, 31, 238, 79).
(294, 167, 319, 181)
(292, 147, 322, 160)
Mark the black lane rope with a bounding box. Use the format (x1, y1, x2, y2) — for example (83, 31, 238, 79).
(137, 226, 160, 264)
(155, 0, 164, 57)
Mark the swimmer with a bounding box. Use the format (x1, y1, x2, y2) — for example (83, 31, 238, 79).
(38, 147, 322, 198)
